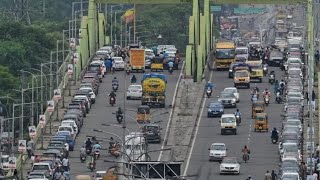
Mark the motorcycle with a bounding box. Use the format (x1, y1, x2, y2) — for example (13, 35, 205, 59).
(269, 74, 275, 85)
(112, 83, 119, 92)
(126, 68, 130, 75)
(109, 143, 120, 158)
(110, 97, 115, 106)
(242, 153, 249, 163)
(263, 64, 268, 75)
(206, 88, 212, 98)
(87, 161, 96, 172)
(169, 67, 173, 74)
(94, 150, 100, 159)
(116, 114, 123, 124)
(236, 115, 241, 125)
(80, 153, 86, 163)
(85, 148, 92, 155)
(271, 137, 278, 144)
(264, 95, 270, 106)
(275, 96, 282, 104)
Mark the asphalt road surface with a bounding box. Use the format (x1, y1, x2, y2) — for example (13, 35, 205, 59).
(185, 66, 285, 180)
(69, 61, 182, 178)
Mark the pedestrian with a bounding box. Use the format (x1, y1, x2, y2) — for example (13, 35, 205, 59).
(313, 172, 318, 180)
(271, 170, 277, 180)
(306, 92, 309, 104)
(63, 171, 71, 180)
(26, 138, 34, 158)
(62, 157, 69, 172)
(274, 80, 279, 94)
(264, 170, 272, 180)
(312, 90, 316, 112)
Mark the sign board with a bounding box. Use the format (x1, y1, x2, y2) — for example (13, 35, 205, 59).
(233, 7, 266, 14)
(53, 89, 61, 100)
(18, 140, 26, 152)
(8, 157, 16, 169)
(69, 38, 76, 47)
(210, 6, 221, 12)
(28, 126, 36, 138)
(73, 53, 79, 64)
(210, 0, 303, 4)
(67, 64, 74, 75)
(47, 100, 54, 112)
(39, 114, 46, 128)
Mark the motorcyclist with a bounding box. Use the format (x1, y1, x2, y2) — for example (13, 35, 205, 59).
(263, 89, 271, 97)
(271, 127, 279, 141)
(168, 60, 174, 69)
(85, 138, 92, 150)
(131, 75, 137, 84)
(116, 107, 123, 119)
(242, 145, 250, 154)
(276, 91, 282, 103)
(80, 146, 86, 155)
(92, 142, 101, 151)
(109, 137, 115, 150)
(205, 81, 214, 90)
(112, 77, 119, 86)
(279, 80, 285, 95)
(109, 91, 116, 104)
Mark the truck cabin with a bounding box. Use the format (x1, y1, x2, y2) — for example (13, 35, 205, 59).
(215, 43, 236, 60)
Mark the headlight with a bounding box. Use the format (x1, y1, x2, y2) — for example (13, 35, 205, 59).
(208, 109, 212, 112)
(220, 109, 223, 112)
(231, 99, 236, 103)
(229, 69, 232, 72)
(218, 99, 221, 102)
(263, 67, 267, 70)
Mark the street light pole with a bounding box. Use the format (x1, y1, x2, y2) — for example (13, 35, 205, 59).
(20, 70, 35, 126)
(115, 10, 125, 46)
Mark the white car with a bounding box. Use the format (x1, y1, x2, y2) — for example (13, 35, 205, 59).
(288, 67, 303, 79)
(209, 143, 227, 161)
(58, 126, 76, 140)
(112, 57, 125, 70)
(286, 91, 303, 100)
(281, 172, 300, 180)
(74, 95, 91, 109)
(223, 87, 239, 102)
(220, 157, 240, 175)
(285, 119, 302, 132)
(94, 170, 107, 180)
(126, 85, 143, 100)
(165, 48, 177, 57)
(145, 49, 155, 59)
(61, 120, 79, 135)
(79, 87, 96, 104)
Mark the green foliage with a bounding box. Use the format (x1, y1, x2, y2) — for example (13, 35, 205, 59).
(135, 4, 192, 52)
(0, 65, 18, 94)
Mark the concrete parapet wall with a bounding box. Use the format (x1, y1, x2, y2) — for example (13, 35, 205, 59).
(165, 78, 205, 163)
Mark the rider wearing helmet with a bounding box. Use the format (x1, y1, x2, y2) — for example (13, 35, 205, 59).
(242, 145, 250, 154)
(85, 138, 92, 150)
(263, 88, 271, 97)
(131, 75, 137, 84)
(205, 81, 214, 90)
(235, 109, 241, 117)
(271, 127, 279, 141)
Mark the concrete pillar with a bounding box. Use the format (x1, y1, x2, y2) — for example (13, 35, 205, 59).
(189, 16, 195, 44)
(197, 44, 203, 82)
(186, 45, 193, 76)
(88, 0, 96, 56)
(204, 0, 210, 55)
(200, 15, 206, 65)
(211, 13, 214, 50)
(98, 13, 106, 47)
(193, 0, 199, 47)
(105, 36, 110, 44)
(318, 72, 320, 144)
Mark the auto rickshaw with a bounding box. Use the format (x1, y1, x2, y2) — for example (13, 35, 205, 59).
(254, 113, 269, 132)
(151, 57, 164, 72)
(251, 101, 265, 118)
(136, 105, 151, 123)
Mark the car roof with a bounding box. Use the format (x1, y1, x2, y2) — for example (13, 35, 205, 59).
(212, 143, 225, 146)
(33, 162, 51, 165)
(224, 87, 237, 90)
(96, 171, 107, 173)
(221, 114, 235, 118)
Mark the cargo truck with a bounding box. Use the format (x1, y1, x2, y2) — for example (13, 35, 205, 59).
(130, 48, 145, 72)
(141, 73, 166, 108)
(233, 64, 251, 88)
(214, 42, 236, 70)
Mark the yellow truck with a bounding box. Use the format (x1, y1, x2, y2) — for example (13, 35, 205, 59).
(141, 74, 167, 108)
(234, 65, 251, 88)
(214, 42, 236, 70)
(130, 48, 145, 72)
(246, 57, 263, 83)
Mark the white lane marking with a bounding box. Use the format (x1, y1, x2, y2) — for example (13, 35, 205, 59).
(158, 61, 185, 161)
(183, 71, 213, 176)
(248, 121, 252, 144)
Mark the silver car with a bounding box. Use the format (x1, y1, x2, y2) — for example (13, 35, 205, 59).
(217, 91, 237, 108)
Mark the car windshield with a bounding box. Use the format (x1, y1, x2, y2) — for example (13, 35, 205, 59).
(288, 98, 300, 104)
(250, 64, 262, 68)
(209, 103, 222, 108)
(286, 121, 300, 126)
(288, 69, 301, 74)
(216, 49, 235, 59)
(288, 59, 301, 64)
(222, 158, 237, 164)
(33, 165, 49, 171)
(129, 85, 141, 90)
(282, 176, 298, 180)
(145, 51, 153, 56)
(287, 92, 300, 98)
(88, 66, 99, 71)
(284, 145, 299, 152)
(235, 49, 248, 54)
(282, 161, 298, 167)
(221, 117, 235, 123)
(145, 126, 159, 131)
(224, 89, 236, 93)
(212, 144, 226, 150)
(234, 71, 249, 77)
(220, 92, 234, 98)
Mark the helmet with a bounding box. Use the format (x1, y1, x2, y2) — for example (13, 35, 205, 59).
(114, 77, 117, 79)
(87, 138, 90, 141)
(273, 127, 277, 131)
(236, 109, 239, 111)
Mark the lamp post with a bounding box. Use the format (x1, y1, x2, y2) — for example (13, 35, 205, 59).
(30, 68, 48, 114)
(114, 10, 125, 46)
(128, 25, 145, 44)
(20, 70, 36, 126)
(111, 5, 123, 44)
(72, 1, 89, 37)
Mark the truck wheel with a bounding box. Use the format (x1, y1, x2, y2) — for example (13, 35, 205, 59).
(259, 78, 262, 83)
(221, 129, 224, 135)
(234, 130, 237, 135)
(247, 84, 250, 89)
(234, 83, 237, 87)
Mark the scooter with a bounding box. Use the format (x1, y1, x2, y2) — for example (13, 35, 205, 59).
(169, 67, 173, 74)
(275, 96, 282, 104)
(85, 148, 92, 155)
(271, 137, 278, 144)
(87, 161, 96, 172)
(109, 143, 120, 158)
(236, 115, 241, 126)
(80, 153, 86, 163)
(264, 95, 270, 106)
(110, 97, 116, 106)
(126, 68, 130, 75)
(206, 88, 212, 98)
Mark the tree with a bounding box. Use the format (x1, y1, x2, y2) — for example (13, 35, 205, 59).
(0, 65, 18, 94)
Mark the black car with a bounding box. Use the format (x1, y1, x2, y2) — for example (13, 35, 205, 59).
(142, 124, 161, 143)
(207, 101, 224, 117)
